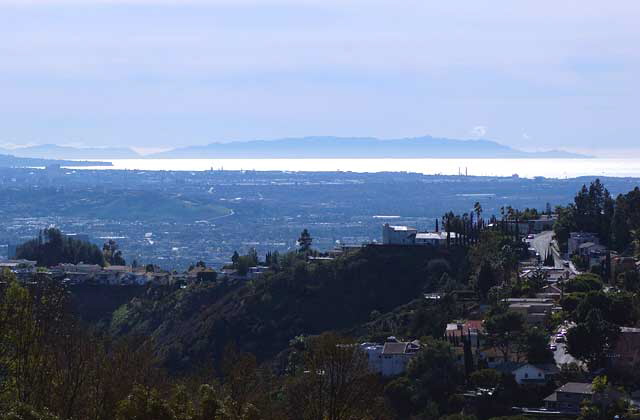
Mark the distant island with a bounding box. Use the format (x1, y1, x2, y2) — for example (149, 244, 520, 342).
(0, 154, 112, 168)
(0, 144, 140, 160)
(1, 136, 592, 160)
(150, 136, 591, 159)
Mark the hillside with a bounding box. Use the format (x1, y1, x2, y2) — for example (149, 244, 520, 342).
(108, 245, 468, 372)
(151, 135, 590, 159)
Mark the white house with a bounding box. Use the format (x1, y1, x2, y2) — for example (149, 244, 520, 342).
(361, 337, 421, 376)
(382, 224, 417, 245)
(511, 363, 559, 385)
(415, 232, 456, 246)
(383, 224, 457, 247)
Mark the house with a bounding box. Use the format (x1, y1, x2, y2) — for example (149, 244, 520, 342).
(477, 347, 520, 369)
(382, 224, 458, 246)
(507, 299, 554, 325)
(445, 320, 484, 347)
(247, 266, 269, 279)
(568, 232, 599, 256)
(0, 259, 37, 271)
(544, 382, 594, 413)
(536, 284, 563, 301)
(382, 224, 418, 245)
(576, 242, 608, 268)
(415, 232, 454, 247)
(496, 363, 558, 385)
(361, 336, 421, 376)
(609, 327, 640, 371)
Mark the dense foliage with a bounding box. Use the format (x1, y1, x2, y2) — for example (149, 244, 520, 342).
(16, 228, 105, 267)
(554, 180, 640, 255)
(109, 245, 468, 372)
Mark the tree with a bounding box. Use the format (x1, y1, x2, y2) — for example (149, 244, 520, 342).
(565, 273, 603, 293)
(484, 311, 526, 362)
(297, 229, 312, 253)
(474, 202, 483, 223)
(523, 327, 554, 364)
(115, 385, 176, 420)
(566, 309, 620, 370)
(470, 369, 501, 389)
(231, 251, 240, 266)
(103, 239, 126, 266)
(284, 333, 383, 420)
(476, 260, 497, 299)
(406, 338, 463, 414)
(15, 228, 105, 267)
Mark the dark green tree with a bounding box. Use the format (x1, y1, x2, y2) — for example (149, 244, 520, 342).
(566, 309, 620, 370)
(297, 229, 312, 253)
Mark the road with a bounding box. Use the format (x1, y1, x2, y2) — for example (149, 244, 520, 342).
(553, 341, 577, 366)
(528, 231, 564, 268)
(551, 322, 581, 367)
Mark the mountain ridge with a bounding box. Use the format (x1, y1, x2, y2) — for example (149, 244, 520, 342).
(0, 153, 112, 168)
(1, 136, 592, 160)
(0, 144, 141, 160)
(150, 135, 591, 159)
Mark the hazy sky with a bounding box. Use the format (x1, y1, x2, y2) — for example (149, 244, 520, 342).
(1, 0, 638, 156)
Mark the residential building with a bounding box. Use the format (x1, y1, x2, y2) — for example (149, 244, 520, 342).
(507, 299, 554, 325)
(497, 363, 559, 385)
(382, 224, 457, 246)
(544, 382, 594, 414)
(382, 224, 417, 245)
(568, 232, 599, 256)
(609, 327, 640, 371)
(415, 232, 453, 246)
(445, 320, 484, 347)
(361, 336, 421, 376)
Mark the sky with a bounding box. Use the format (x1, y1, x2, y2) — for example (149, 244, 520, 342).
(0, 0, 639, 156)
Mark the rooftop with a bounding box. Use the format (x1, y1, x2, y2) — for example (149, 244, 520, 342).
(557, 382, 593, 395)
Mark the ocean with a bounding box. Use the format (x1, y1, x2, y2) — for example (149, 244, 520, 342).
(67, 158, 640, 179)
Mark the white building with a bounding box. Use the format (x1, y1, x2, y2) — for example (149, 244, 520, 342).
(382, 224, 456, 247)
(382, 224, 417, 245)
(512, 363, 558, 384)
(361, 337, 421, 376)
(415, 232, 456, 246)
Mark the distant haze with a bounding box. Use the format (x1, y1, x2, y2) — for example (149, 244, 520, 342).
(0, 1, 639, 157)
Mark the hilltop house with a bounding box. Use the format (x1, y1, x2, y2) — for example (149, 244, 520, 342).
(382, 224, 418, 245)
(382, 224, 456, 247)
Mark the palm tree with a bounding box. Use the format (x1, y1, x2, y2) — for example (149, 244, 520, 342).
(473, 202, 483, 224)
